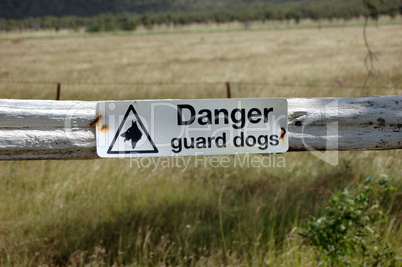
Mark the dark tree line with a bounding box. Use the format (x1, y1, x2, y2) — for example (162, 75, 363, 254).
(0, 0, 401, 32)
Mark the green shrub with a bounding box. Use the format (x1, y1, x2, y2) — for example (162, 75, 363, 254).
(86, 24, 102, 33)
(103, 22, 116, 32)
(120, 19, 137, 31)
(300, 176, 397, 266)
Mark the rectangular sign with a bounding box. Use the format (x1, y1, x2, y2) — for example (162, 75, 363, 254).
(96, 98, 288, 158)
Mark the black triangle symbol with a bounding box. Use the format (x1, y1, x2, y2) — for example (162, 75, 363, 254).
(107, 105, 159, 154)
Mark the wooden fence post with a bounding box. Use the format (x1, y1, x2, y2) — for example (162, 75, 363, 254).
(56, 83, 61, 100)
(226, 82, 231, 98)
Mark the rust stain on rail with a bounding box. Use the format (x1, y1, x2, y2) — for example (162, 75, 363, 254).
(89, 115, 102, 127)
(100, 124, 109, 132)
(280, 127, 286, 141)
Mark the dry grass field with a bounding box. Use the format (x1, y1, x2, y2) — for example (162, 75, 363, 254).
(0, 21, 401, 265)
(0, 21, 401, 100)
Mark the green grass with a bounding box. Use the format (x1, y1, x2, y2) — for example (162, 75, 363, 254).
(0, 152, 400, 265)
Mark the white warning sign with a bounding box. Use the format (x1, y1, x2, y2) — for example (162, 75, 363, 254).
(96, 98, 288, 158)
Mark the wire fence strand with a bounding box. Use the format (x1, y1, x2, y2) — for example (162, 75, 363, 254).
(1, 80, 401, 89)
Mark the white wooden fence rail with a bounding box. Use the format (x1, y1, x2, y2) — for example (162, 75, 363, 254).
(0, 95, 400, 160)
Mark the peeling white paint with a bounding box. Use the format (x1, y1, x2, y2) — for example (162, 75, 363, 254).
(0, 96, 400, 160)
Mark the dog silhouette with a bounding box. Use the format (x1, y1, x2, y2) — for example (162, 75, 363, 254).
(121, 121, 143, 149)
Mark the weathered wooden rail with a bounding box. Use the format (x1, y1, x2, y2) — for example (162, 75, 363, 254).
(0, 95, 400, 160)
